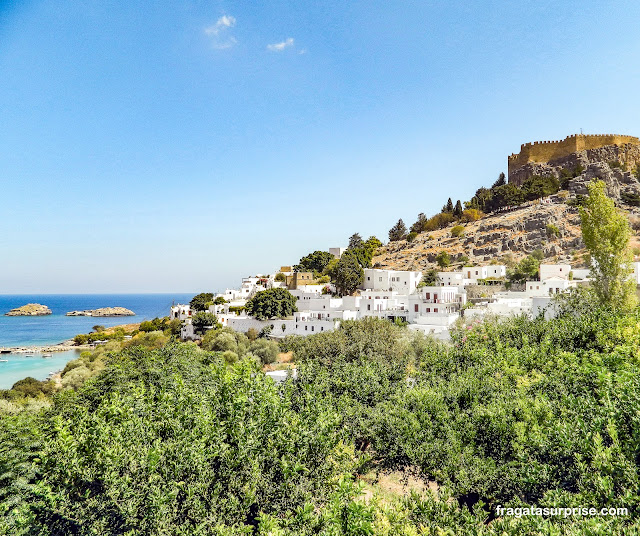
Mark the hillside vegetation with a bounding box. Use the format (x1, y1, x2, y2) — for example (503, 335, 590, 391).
(1, 298, 640, 534)
(376, 157, 640, 272)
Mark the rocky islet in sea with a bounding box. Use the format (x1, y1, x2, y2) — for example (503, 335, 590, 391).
(5, 303, 52, 316)
(65, 307, 135, 317)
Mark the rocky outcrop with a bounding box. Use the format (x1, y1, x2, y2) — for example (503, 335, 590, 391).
(509, 143, 640, 187)
(66, 307, 135, 317)
(373, 146, 640, 275)
(373, 202, 591, 272)
(5, 304, 52, 316)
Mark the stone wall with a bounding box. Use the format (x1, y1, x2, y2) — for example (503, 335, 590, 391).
(509, 140, 640, 186)
(508, 134, 639, 180)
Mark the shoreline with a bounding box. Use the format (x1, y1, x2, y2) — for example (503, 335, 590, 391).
(0, 321, 142, 355)
(0, 341, 90, 354)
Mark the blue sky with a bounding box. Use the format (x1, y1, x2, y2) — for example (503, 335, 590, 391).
(1, 0, 640, 293)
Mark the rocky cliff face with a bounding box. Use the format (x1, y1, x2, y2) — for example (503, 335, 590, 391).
(373, 156, 640, 273)
(509, 143, 640, 188)
(5, 304, 52, 316)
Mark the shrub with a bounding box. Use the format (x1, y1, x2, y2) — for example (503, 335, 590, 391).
(221, 350, 238, 364)
(406, 231, 418, 242)
(461, 208, 484, 222)
(621, 191, 640, 206)
(250, 339, 279, 365)
(451, 225, 464, 237)
(202, 330, 238, 353)
(435, 250, 451, 268)
(546, 223, 560, 238)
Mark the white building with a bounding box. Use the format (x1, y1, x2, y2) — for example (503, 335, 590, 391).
(362, 269, 422, 293)
(329, 247, 347, 259)
(171, 304, 192, 321)
(437, 271, 465, 287)
(571, 268, 590, 280)
(462, 265, 506, 283)
(525, 276, 574, 297)
(539, 264, 571, 281)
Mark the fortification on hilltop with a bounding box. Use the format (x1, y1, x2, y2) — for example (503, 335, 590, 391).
(508, 133, 640, 180)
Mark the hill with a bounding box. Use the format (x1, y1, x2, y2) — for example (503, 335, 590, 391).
(374, 140, 640, 272)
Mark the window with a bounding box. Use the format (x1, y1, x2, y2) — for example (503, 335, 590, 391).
(414, 304, 419, 312)
(434, 308, 438, 313)
(305, 326, 308, 331)
(321, 327, 324, 331)
(426, 308, 431, 312)
(367, 304, 371, 311)
(379, 277, 382, 282)
(426, 292, 430, 299)
(367, 277, 370, 281)
(312, 326, 314, 331)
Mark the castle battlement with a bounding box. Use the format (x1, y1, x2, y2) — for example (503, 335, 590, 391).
(508, 133, 640, 177)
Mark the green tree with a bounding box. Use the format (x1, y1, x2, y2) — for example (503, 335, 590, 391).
(348, 233, 364, 249)
(410, 212, 428, 234)
(418, 268, 438, 286)
(274, 272, 286, 282)
(487, 183, 525, 211)
(492, 172, 506, 188)
(92, 325, 105, 333)
(213, 296, 227, 305)
(580, 180, 637, 311)
(191, 311, 219, 335)
(388, 219, 407, 241)
(508, 253, 542, 283)
(453, 199, 463, 218)
(435, 251, 451, 268)
(189, 292, 214, 312)
(522, 175, 560, 201)
(139, 320, 156, 333)
(442, 197, 454, 213)
(245, 288, 298, 320)
(294, 250, 334, 274)
(364, 236, 382, 252)
(332, 251, 364, 295)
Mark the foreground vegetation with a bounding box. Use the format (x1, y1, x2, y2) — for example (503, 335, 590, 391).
(1, 297, 639, 534)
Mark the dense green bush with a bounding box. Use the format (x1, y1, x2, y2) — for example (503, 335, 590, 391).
(2, 307, 640, 534)
(0, 345, 358, 535)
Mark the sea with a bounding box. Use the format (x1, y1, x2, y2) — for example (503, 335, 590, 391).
(0, 294, 194, 389)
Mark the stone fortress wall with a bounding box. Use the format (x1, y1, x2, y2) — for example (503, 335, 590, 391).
(508, 134, 640, 180)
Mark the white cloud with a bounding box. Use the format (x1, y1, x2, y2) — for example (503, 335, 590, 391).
(205, 15, 236, 36)
(267, 37, 294, 52)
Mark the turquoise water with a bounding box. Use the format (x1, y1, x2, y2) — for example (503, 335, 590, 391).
(0, 294, 195, 389)
(0, 350, 82, 389)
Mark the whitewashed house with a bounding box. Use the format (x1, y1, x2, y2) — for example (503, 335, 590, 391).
(437, 271, 465, 287)
(463, 265, 507, 283)
(525, 277, 574, 297)
(539, 264, 571, 280)
(171, 304, 192, 321)
(362, 269, 422, 293)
